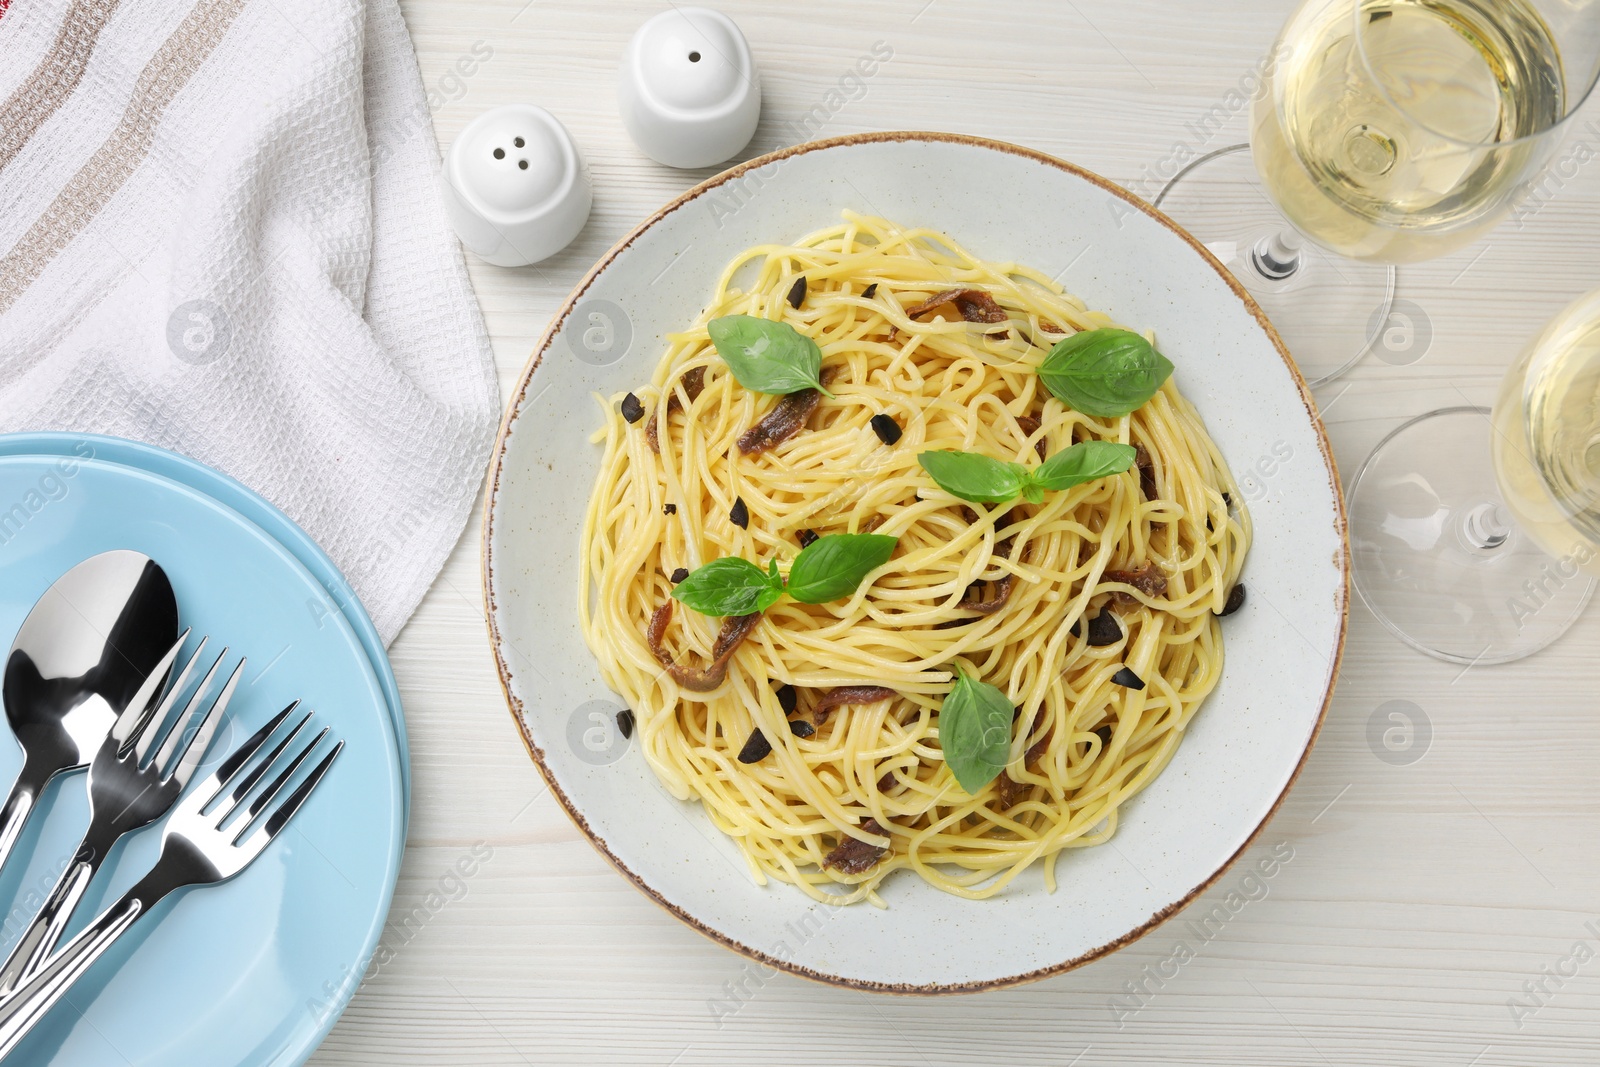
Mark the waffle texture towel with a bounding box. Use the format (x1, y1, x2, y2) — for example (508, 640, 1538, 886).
(0, 0, 499, 643)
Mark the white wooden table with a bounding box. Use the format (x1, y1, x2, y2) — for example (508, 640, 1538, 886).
(311, 2, 1600, 1063)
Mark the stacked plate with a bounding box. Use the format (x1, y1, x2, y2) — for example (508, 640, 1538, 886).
(0, 434, 406, 1066)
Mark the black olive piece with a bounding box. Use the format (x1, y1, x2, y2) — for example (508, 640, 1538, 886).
(1068, 617, 1082, 638)
(862, 283, 878, 299)
(615, 709, 635, 739)
(797, 528, 819, 548)
(737, 727, 772, 763)
(663, 503, 677, 515)
(776, 683, 797, 715)
(1111, 666, 1145, 690)
(789, 719, 815, 738)
(670, 567, 689, 584)
(870, 413, 902, 445)
(787, 276, 807, 308)
(1093, 725, 1113, 746)
(730, 497, 749, 529)
(620, 392, 644, 423)
(1086, 612, 1122, 646)
(1217, 583, 1246, 617)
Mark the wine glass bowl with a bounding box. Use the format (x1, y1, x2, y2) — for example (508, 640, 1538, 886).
(1251, 0, 1600, 264)
(1157, 0, 1600, 387)
(1492, 287, 1600, 572)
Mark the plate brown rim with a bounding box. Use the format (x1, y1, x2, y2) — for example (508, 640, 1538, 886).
(480, 130, 1350, 995)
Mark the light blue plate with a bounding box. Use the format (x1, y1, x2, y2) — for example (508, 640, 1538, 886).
(0, 433, 409, 811)
(0, 455, 404, 1066)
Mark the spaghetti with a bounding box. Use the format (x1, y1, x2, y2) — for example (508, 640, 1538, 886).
(580, 212, 1250, 906)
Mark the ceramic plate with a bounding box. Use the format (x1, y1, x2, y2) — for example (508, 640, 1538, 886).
(0, 455, 404, 1063)
(484, 133, 1347, 992)
(0, 432, 410, 813)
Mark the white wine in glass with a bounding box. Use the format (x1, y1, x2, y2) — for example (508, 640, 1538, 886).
(1252, 0, 1565, 264)
(1156, 0, 1600, 383)
(1493, 289, 1600, 576)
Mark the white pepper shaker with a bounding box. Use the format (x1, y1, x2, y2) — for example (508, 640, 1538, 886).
(441, 104, 592, 267)
(618, 7, 761, 169)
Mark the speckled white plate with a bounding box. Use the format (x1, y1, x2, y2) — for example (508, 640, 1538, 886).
(483, 133, 1347, 993)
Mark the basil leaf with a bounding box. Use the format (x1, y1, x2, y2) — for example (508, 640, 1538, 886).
(1029, 441, 1138, 492)
(938, 669, 1015, 795)
(786, 533, 897, 604)
(707, 315, 828, 396)
(1038, 328, 1174, 417)
(670, 557, 785, 616)
(918, 450, 1028, 504)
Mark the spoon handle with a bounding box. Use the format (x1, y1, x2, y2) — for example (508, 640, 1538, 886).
(0, 836, 105, 993)
(0, 890, 145, 1059)
(0, 770, 43, 877)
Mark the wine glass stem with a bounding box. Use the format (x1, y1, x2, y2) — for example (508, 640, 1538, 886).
(1251, 228, 1304, 280)
(1460, 501, 1514, 552)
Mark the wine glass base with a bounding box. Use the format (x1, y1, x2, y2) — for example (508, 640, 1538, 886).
(1155, 143, 1396, 386)
(1349, 406, 1595, 665)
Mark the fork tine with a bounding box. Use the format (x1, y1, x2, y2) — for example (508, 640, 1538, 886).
(133, 636, 210, 761)
(258, 740, 343, 841)
(235, 727, 329, 840)
(110, 631, 189, 748)
(147, 643, 224, 767)
(218, 711, 312, 821)
(164, 659, 244, 787)
(150, 647, 227, 774)
(198, 703, 297, 809)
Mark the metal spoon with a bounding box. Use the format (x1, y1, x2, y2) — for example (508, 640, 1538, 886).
(0, 551, 179, 874)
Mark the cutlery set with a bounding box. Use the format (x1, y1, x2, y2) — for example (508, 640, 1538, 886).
(0, 550, 343, 1059)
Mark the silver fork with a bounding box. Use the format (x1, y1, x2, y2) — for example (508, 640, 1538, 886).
(0, 706, 341, 1057)
(0, 631, 243, 993)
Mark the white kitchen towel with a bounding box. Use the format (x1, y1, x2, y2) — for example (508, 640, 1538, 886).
(0, 0, 499, 644)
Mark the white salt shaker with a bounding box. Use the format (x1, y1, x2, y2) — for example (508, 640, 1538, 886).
(441, 105, 592, 267)
(618, 7, 761, 169)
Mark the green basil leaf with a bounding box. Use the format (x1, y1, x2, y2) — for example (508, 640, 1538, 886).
(670, 557, 785, 616)
(938, 668, 1015, 795)
(917, 450, 1028, 505)
(1037, 328, 1174, 417)
(786, 533, 897, 604)
(707, 315, 828, 396)
(1029, 440, 1138, 493)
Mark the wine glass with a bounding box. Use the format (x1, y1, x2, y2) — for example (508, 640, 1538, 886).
(1155, 0, 1600, 384)
(1351, 289, 1600, 663)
